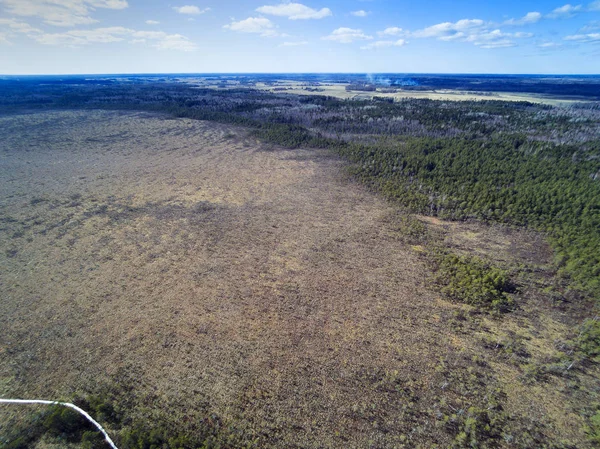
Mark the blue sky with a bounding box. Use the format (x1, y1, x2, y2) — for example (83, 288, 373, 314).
(1, 0, 599, 74)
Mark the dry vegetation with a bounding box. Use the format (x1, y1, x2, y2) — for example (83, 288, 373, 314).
(246, 82, 588, 106)
(0, 111, 597, 448)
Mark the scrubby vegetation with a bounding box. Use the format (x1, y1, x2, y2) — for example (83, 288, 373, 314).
(434, 252, 516, 312)
(1, 404, 103, 449)
(340, 134, 600, 298)
(3, 81, 595, 300)
(577, 318, 600, 363)
(0, 392, 251, 449)
(1, 78, 599, 448)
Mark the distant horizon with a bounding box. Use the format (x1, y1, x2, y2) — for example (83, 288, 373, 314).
(2, 72, 600, 77)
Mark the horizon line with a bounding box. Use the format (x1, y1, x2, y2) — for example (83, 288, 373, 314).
(2, 72, 600, 77)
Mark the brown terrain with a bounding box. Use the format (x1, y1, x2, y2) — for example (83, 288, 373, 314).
(0, 111, 595, 448)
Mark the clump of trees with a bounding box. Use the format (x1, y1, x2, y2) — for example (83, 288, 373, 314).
(1, 404, 104, 449)
(434, 253, 516, 312)
(0, 394, 251, 449)
(345, 84, 377, 92)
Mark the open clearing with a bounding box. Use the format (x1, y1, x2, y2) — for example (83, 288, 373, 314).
(230, 82, 590, 106)
(0, 111, 593, 448)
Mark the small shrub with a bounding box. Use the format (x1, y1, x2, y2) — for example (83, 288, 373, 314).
(30, 196, 47, 206)
(576, 318, 600, 363)
(81, 431, 108, 449)
(586, 410, 600, 444)
(435, 253, 516, 312)
(120, 425, 195, 449)
(87, 395, 120, 424)
(43, 405, 93, 441)
(1, 436, 32, 449)
(388, 214, 429, 244)
(449, 406, 500, 448)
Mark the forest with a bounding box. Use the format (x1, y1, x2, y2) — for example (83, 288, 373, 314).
(3, 73, 600, 98)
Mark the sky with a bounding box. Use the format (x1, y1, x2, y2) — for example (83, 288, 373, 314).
(1, 0, 600, 74)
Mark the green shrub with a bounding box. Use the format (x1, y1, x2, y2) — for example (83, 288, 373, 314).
(387, 214, 429, 243)
(435, 253, 516, 312)
(81, 430, 108, 449)
(449, 406, 502, 449)
(1, 436, 31, 449)
(120, 425, 196, 449)
(43, 405, 93, 441)
(586, 410, 600, 444)
(577, 318, 600, 363)
(82, 394, 121, 424)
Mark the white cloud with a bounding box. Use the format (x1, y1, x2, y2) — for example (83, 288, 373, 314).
(0, 0, 128, 27)
(547, 4, 582, 18)
(360, 39, 405, 50)
(34, 26, 128, 45)
(322, 27, 372, 43)
(132, 30, 171, 39)
(256, 2, 331, 20)
(581, 20, 600, 31)
(145, 20, 160, 25)
(0, 18, 42, 35)
(438, 32, 465, 41)
(589, 0, 600, 10)
(173, 6, 210, 15)
(476, 40, 516, 48)
(279, 40, 308, 46)
(377, 27, 404, 36)
(30, 26, 197, 50)
(538, 41, 563, 48)
(504, 12, 542, 25)
(411, 19, 485, 38)
(564, 32, 600, 42)
(87, 0, 128, 7)
(351, 10, 369, 17)
(223, 17, 279, 36)
(152, 33, 197, 51)
(464, 29, 520, 48)
(464, 29, 532, 48)
(407, 19, 532, 48)
(0, 17, 41, 44)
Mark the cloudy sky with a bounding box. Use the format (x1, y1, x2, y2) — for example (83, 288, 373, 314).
(1, 0, 599, 74)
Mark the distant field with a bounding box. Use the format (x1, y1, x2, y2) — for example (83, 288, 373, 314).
(248, 82, 591, 106)
(0, 111, 596, 448)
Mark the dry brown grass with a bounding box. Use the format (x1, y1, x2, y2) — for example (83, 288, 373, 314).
(0, 111, 595, 448)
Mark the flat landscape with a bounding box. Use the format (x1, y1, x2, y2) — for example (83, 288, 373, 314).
(1, 108, 597, 448)
(0, 110, 446, 448)
(2, 0, 600, 443)
(251, 82, 592, 106)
